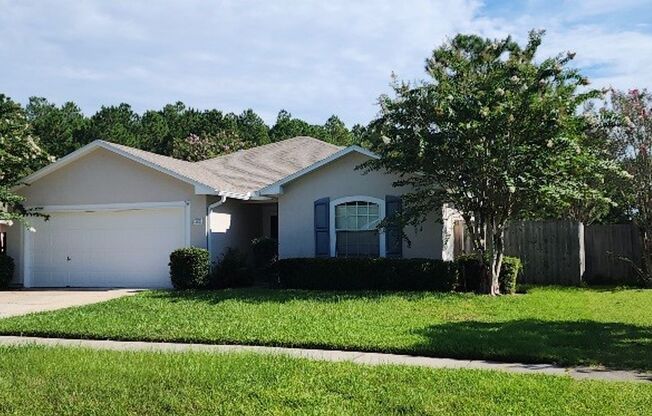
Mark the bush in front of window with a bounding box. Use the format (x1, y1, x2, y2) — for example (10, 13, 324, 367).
(169, 247, 210, 289)
(0, 254, 14, 289)
(456, 254, 522, 294)
(209, 248, 253, 289)
(276, 258, 460, 291)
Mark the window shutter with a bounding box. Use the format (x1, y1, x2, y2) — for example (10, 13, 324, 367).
(314, 197, 330, 257)
(385, 195, 402, 258)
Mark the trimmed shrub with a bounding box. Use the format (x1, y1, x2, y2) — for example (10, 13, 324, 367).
(277, 257, 459, 291)
(499, 256, 522, 294)
(169, 248, 210, 289)
(209, 248, 253, 289)
(456, 254, 522, 294)
(0, 254, 15, 289)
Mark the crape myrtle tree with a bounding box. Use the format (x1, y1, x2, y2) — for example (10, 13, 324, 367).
(366, 31, 619, 295)
(0, 95, 51, 225)
(592, 89, 652, 285)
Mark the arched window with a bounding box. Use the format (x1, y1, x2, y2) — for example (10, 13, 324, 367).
(332, 198, 383, 257)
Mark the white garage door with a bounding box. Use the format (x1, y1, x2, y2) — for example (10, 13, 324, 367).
(27, 206, 186, 288)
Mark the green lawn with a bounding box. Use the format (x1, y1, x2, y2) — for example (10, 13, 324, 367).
(0, 346, 649, 415)
(0, 286, 650, 370)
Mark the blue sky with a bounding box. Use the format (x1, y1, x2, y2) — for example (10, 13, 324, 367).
(1, 0, 651, 126)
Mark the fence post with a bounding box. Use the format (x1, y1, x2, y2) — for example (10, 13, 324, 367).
(578, 222, 585, 285)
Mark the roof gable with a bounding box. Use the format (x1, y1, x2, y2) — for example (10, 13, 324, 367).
(257, 145, 379, 196)
(16, 141, 217, 195)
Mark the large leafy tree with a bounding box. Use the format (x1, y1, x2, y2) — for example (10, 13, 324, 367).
(591, 89, 652, 284)
(367, 31, 619, 294)
(0, 95, 51, 224)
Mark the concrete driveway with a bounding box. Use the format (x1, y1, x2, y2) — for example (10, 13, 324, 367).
(0, 289, 140, 318)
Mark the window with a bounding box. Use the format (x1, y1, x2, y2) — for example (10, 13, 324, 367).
(0, 232, 5, 254)
(334, 201, 381, 257)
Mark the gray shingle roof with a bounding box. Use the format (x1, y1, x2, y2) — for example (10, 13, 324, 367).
(103, 136, 343, 197)
(196, 136, 343, 195)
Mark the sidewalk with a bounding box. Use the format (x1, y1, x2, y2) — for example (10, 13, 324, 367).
(0, 335, 649, 383)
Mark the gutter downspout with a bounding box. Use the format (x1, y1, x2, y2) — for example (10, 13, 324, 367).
(206, 195, 227, 263)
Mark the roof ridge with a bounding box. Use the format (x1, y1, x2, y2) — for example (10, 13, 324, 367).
(194, 136, 342, 165)
(98, 137, 343, 165)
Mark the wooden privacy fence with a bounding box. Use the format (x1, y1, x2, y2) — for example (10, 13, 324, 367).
(584, 224, 641, 284)
(453, 220, 641, 285)
(504, 221, 584, 285)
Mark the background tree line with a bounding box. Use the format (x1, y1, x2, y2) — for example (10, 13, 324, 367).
(24, 98, 374, 162)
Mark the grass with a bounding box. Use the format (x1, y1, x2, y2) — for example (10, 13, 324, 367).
(0, 345, 650, 415)
(0, 286, 650, 370)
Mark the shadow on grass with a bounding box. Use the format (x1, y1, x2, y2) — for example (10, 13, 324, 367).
(412, 319, 652, 371)
(145, 288, 462, 304)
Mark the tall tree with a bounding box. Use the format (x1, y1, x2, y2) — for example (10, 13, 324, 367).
(0, 95, 51, 224)
(140, 110, 171, 155)
(367, 31, 619, 294)
(592, 89, 652, 285)
(25, 97, 87, 159)
(269, 110, 319, 142)
(321, 115, 354, 146)
(237, 109, 270, 145)
(85, 104, 141, 147)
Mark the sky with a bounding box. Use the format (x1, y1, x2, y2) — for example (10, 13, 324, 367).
(1, 0, 651, 126)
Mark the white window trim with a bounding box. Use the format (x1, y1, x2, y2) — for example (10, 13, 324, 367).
(329, 196, 386, 257)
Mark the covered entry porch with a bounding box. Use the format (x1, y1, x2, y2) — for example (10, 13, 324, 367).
(207, 197, 278, 264)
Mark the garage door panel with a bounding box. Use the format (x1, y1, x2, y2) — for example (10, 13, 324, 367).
(29, 206, 185, 288)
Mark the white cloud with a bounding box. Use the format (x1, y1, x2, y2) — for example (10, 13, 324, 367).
(0, 0, 650, 126)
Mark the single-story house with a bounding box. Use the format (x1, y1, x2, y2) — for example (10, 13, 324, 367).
(5, 136, 451, 288)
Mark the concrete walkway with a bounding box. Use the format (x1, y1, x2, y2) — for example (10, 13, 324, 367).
(0, 289, 139, 318)
(0, 335, 649, 383)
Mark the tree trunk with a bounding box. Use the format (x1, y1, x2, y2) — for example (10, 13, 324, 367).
(490, 227, 504, 296)
(462, 213, 505, 295)
(484, 221, 504, 296)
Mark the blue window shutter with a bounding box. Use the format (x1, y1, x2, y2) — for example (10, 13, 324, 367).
(385, 195, 402, 258)
(314, 197, 330, 257)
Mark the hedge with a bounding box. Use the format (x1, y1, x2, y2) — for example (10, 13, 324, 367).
(277, 257, 459, 291)
(169, 248, 210, 289)
(0, 254, 14, 289)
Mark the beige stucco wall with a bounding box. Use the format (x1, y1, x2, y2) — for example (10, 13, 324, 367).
(8, 148, 208, 284)
(277, 152, 443, 259)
